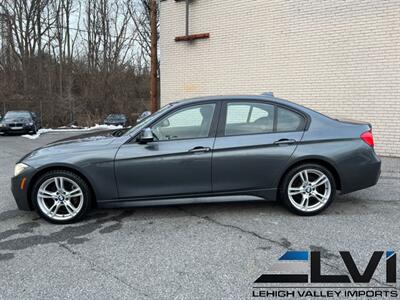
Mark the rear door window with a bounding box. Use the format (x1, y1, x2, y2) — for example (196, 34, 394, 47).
(224, 103, 275, 136)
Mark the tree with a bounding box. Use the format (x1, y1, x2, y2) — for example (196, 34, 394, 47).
(0, 0, 152, 126)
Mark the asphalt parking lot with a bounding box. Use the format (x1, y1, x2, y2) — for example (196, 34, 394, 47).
(0, 132, 399, 299)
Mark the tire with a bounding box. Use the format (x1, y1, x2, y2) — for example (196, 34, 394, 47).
(31, 170, 92, 224)
(30, 126, 37, 135)
(280, 164, 336, 216)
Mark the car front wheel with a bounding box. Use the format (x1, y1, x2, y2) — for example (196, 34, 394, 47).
(280, 164, 336, 216)
(32, 170, 91, 223)
(30, 126, 37, 134)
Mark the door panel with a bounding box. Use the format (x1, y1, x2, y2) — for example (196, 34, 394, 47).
(213, 101, 305, 192)
(115, 138, 214, 199)
(115, 101, 220, 200)
(212, 132, 303, 192)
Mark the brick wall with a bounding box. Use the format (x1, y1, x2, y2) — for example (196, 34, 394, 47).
(160, 0, 400, 157)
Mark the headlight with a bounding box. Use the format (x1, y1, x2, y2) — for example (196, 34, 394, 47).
(14, 163, 29, 176)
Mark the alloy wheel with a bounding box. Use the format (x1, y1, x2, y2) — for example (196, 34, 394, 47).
(287, 169, 331, 213)
(37, 176, 84, 221)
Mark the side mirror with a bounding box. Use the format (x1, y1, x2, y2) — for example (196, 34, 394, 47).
(137, 111, 152, 124)
(138, 128, 154, 143)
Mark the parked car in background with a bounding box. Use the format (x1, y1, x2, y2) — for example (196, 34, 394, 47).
(11, 94, 381, 223)
(0, 110, 40, 135)
(103, 114, 128, 127)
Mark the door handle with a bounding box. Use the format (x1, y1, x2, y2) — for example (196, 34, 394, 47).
(188, 146, 211, 153)
(273, 139, 297, 145)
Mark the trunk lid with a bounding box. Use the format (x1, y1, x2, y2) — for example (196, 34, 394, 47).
(335, 117, 372, 130)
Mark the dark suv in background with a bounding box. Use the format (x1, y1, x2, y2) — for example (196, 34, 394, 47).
(0, 111, 41, 135)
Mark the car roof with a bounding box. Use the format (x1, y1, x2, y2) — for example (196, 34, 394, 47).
(172, 94, 307, 111)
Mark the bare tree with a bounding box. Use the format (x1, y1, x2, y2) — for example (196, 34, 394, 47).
(0, 0, 152, 126)
(128, 0, 159, 112)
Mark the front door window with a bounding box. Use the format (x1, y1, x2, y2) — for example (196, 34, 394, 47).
(152, 103, 216, 141)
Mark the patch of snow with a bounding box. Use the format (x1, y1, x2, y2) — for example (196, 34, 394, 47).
(21, 124, 123, 140)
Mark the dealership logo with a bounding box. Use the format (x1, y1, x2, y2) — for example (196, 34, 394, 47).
(255, 251, 396, 284)
(253, 251, 398, 298)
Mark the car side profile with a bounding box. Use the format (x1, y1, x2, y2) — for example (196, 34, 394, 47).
(11, 94, 381, 223)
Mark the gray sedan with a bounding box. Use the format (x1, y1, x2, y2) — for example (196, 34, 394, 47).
(11, 94, 381, 223)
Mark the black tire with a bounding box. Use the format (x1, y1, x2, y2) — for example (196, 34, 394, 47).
(31, 170, 92, 224)
(280, 163, 336, 216)
(30, 126, 37, 135)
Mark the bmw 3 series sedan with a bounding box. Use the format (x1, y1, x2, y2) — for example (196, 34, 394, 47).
(11, 94, 381, 223)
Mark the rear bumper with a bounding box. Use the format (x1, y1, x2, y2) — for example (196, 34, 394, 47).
(339, 150, 381, 194)
(11, 166, 36, 211)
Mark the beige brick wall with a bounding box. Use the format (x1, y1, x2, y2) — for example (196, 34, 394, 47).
(160, 0, 400, 157)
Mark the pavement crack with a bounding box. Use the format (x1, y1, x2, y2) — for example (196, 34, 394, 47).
(58, 242, 155, 299)
(177, 207, 292, 250)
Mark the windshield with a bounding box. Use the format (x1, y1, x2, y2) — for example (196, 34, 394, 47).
(4, 111, 31, 119)
(122, 104, 174, 136)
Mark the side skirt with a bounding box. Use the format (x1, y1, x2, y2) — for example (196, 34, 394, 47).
(97, 189, 278, 208)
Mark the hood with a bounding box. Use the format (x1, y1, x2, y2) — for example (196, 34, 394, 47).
(21, 130, 124, 163)
(48, 134, 115, 148)
(48, 129, 120, 145)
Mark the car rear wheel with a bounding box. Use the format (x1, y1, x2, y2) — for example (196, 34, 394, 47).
(280, 164, 336, 216)
(32, 170, 91, 224)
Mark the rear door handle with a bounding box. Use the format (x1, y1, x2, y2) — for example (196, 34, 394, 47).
(273, 139, 297, 145)
(188, 146, 211, 153)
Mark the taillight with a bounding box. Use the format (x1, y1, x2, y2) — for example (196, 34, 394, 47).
(360, 131, 374, 147)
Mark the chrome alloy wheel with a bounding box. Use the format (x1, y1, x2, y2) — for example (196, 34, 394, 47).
(287, 169, 331, 212)
(37, 176, 84, 221)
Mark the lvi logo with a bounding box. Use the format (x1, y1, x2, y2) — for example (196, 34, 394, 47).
(255, 251, 396, 284)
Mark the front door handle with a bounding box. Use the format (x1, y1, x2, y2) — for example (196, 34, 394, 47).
(273, 139, 297, 145)
(188, 146, 211, 153)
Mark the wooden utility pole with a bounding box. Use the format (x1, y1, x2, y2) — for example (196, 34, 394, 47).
(150, 0, 158, 112)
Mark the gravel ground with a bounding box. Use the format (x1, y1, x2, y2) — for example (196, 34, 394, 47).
(0, 132, 399, 299)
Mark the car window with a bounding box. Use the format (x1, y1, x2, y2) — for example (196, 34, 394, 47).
(225, 102, 274, 136)
(5, 111, 31, 118)
(249, 106, 270, 122)
(277, 107, 304, 132)
(226, 105, 251, 124)
(4, 111, 31, 119)
(123, 104, 174, 137)
(152, 103, 216, 141)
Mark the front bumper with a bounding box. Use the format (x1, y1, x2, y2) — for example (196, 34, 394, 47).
(0, 125, 35, 134)
(11, 166, 37, 211)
